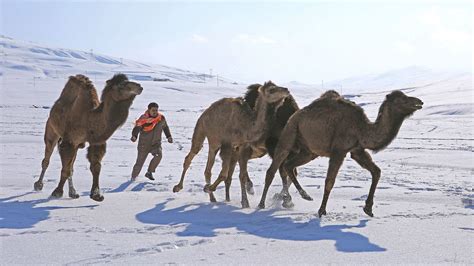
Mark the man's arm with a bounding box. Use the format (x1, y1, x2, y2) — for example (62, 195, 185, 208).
(162, 116, 173, 143)
(131, 125, 142, 142)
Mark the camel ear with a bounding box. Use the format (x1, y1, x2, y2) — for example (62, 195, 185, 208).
(386, 90, 404, 101)
(263, 80, 273, 87)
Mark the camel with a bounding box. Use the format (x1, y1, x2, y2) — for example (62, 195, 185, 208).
(34, 74, 143, 201)
(257, 90, 423, 217)
(221, 86, 312, 208)
(172, 81, 290, 208)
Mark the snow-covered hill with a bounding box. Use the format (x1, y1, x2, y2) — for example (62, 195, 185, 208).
(323, 66, 470, 93)
(0, 35, 232, 84)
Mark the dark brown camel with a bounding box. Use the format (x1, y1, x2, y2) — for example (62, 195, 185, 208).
(34, 74, 143, 201)
(173, 81, 290, 208)
(222, 85, 311, 208)
(258, 90, 423, 217)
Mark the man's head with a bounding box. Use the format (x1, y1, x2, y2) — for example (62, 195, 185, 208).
(148, 102, 159, 117)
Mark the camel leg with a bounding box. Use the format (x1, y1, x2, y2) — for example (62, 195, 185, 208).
(283, 150, 318, 201)
(237, 157, 250, 208)
(245, 171, 254, 195)
(34, 123, 59, 191)
(50, 141, 78, 199)
(66, 150, 79, 199)
(224, 149, 239, 202)
(87, 144, 106, 202)
(173, 144, 203, 193)
(257, 149, 290, 209)
(204, 144, 232, 193)
(318, 152, 345, 217)
(235, 146, 254, 196)
(67, 176, 79, 198)
(205, 146, 219, 202)
(351, 149, 381, 217)
(277, 165, 295, 209)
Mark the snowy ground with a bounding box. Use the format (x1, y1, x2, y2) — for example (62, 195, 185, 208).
(1, 37, 473, 264)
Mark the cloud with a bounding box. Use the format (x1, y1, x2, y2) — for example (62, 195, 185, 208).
(394, 41, 415, 54)
(191, 34, 208, 43)
(418, 7, 442, 26)
(417, 7, 472, 53)
(232, 34, 276, 44)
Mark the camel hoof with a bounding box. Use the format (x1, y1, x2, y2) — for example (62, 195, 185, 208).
(299, 190, 313, 201)
(272, 192, 283, 201)
(257, 202, 265, 209)
(225, 197, 231, 202)
(281, 193, 292, 207)
(210, 195, 217, 203)
(282, 199, 294, 209)
(241, 200, 250, 209)
(318, 209, 327, 218)
(90, 193, 104, 202)
(69, 190, 80, 199)
(246, 182, 255, 195)
(50, 188, 63, 198)
(203, 184, 214, 193)
(363, 206, 374, 217)
(34, 181, 43, 191)
(172, 185, 182, 193)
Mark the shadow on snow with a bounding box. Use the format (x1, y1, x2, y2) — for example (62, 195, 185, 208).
(0, 192, 98, 229)
(136, 199, 386, 253)
(107, 180, 158, 193)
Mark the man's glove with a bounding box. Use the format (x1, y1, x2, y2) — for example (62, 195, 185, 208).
(131, 136, 137, 142)
(167, 137, 173, 143)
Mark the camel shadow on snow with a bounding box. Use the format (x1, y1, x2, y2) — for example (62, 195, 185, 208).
(136, 199, 386, 253)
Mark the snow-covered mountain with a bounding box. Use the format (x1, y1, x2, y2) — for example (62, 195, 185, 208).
(322, 66, 471, 93)
(0, 35, 232, 83)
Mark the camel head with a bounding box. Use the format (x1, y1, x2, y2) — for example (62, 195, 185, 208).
(258, 81, 290, 103)
(102, 74, 143, 103)
(384, 90, 423, 117)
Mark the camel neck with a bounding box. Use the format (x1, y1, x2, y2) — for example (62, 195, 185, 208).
(91, 99, 132, 142)
(247, 92, 272, 142)
(362, 102, 406, 152)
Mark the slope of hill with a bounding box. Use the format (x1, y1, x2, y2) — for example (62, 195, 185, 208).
(0, 35, 231, 83)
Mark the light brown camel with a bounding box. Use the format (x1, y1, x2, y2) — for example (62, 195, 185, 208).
(221, 87, 311, 208)
(258, 90, 423, 217)
(173, 81, 290, 208)
(34, 74, 143, 201)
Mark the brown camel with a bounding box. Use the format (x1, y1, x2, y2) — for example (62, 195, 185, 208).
(258, 90, 423, 217)
(34, 74, 143, 201)
(173, 81, 290, 208)
(222, 86, 312, 208)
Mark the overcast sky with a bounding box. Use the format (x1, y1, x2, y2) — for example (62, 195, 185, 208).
(1, 0, 472, 83)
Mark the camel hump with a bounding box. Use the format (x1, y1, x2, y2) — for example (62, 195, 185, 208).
(320, 90, 340, 99)
(71, 74, 91, 84)
(231, 97, 245, 105)
(58, 74, 98, 106)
